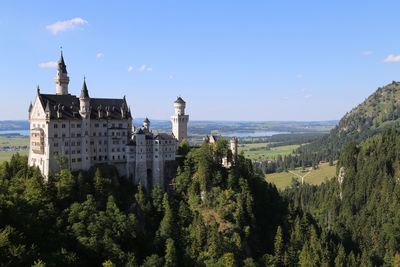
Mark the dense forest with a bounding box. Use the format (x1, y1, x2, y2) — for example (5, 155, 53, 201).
(0, 140, 289, 266)
(4, 128, 400, 265)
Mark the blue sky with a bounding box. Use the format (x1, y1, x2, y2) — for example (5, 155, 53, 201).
(1, 1, 400, 121)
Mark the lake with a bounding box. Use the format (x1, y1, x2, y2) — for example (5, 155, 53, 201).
(0, 130, 29, 136)
(223, 131, 288, 137)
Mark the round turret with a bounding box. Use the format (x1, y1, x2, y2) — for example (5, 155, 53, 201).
(143, 117, 150, 131)
(174, 97, 186, 115)
(55, 51, 70, 95)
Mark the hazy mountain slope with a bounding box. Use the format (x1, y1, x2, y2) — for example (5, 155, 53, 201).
(298, 81, 400, 160)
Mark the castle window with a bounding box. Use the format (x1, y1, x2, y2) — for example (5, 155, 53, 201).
(77, 158, 81, 162)
(62, 134, 66, 138)
(118, 155, 120, 159)
(155, 155, 158, 158)
(77, 124, 81, 128)
(119, 123, 122, 128)
(77, 133, 81, 137)
(93, 132, 96, 136)
(54, 134, 58, 138)
(71, 124, 75, 128)
(103, 123, 107, 127)
(99, 140, 102, 145)
(65, 142, 68, 146)
(72, 158, 76, 163)
(105, 156, 107, 160)
(54, 142, 58, 147)
(62, 124, 66, 128)
(93, 156, 97, 160)
(112, 156, 115, 160)
(54, 124, 58, 128)
(77, 150, 81, 153)
(77, 142, 81, 146)
(95, 123, 99, 128)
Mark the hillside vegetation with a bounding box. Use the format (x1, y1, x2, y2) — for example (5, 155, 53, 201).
(284, 129, 400, 266)
(298, 81, 400, 162)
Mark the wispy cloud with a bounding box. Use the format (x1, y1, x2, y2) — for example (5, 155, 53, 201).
(38, 61, 58, 69)
(46, 18, 88, 35)
(128, 64, 153, 72)
(384, 54, 400, 63)
(304, 94, 313, 99)
(138, 65, 153, 72)
(96, 52, 104, 59)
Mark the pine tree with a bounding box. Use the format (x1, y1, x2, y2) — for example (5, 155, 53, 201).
(274, 226, 284, 267)
(159, 193, 174, 240)
(164, 238, 177, 267)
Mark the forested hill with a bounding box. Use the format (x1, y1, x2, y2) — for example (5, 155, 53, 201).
(285, 128, 400, 266)
(0, 140, 288, 266)
(298, 81, 400, 160)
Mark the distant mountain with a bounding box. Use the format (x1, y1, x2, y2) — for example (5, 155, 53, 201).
(1, 119, 337, 136)
(0, 120, 29, 131)
(298, 81, 400, 159)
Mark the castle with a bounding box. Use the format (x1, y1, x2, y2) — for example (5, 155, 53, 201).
(28, 52, 188, 189)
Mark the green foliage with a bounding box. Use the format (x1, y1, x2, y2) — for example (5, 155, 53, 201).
(0, 141, 287, 266)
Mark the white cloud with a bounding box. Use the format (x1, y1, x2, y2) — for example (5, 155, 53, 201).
(46, 17, 88, 35)
(38, 61, 58, 69)
(384, 54, 400, 63)
(96, 52, 104, 59)
(138, 64, 153, 72)
(128, 66, 134, 72)
(362, 50, 373, 56)
(304, 94, 313, 99)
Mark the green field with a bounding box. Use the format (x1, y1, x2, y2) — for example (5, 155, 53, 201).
(0, 136, 29, 163)
(265, 162, 337, 190)
(0, 150, 29, 163)
(238, 142, 300, 160)
(0, 135, 29, 146)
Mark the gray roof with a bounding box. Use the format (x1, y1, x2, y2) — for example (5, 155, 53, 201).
(175, 97, 185, 104)
(80, 79, 89, 98)
(154, 133, 176, 141)
(58, 52, 67, 74)
(38, 93, 131, 120)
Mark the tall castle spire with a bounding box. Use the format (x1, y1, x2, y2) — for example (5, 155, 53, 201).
(55, 48, 70, 95)
(79, 77, 90, 117)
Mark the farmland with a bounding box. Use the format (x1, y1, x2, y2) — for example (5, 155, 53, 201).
(265, 162, 337, 190)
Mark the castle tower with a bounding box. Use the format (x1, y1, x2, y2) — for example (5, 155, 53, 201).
(79, 77, 90, 117)
(79, 78, 91, 170)
(230, 137, 238, 160)
(171, 97, 189, 143)
(143, 117, 150, 132)
(55, 51, 70, 95)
